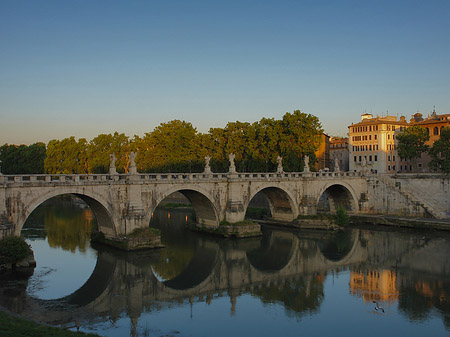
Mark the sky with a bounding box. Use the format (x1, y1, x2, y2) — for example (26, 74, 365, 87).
(1, 0, 449, 145)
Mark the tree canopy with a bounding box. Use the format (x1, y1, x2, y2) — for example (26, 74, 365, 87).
(2, 110, 324, 174)
(429, 127, 450, 174)
(396, 125, 430, 161)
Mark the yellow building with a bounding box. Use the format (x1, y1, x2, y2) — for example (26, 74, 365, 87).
(348, 114, 408, 173)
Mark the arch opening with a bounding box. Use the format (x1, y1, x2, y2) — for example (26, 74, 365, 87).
(21, 195, 100, 301)
(153, 190, 219, 228)
(246, 228, 296, 272)
(317, 184, 356, 213)
(317, 229, 357, 262)
(246, 187, 296, 222)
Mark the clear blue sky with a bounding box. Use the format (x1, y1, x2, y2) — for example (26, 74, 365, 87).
(1, 0, 449, 145)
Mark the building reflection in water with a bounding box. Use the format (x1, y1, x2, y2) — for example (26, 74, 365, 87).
(350, 270, 399, 305)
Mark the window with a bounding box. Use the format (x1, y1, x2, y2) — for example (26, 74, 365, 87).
(369, 155, 372, 162)
(393, 165, 396, 171)
(375, 135, 377, 140)
(388, 134, 390, 140)
(375, 155, 378, 161)
(369, 135, 372, 140)
(359, 156, 362, 162)
(354, 156, 357, 162)
(388, 165, 391, 171)
(388, 155, 391, 161)
(393, 155, 395, 161)
(434, 127, 439, 135)
(369, 145, 372, 151)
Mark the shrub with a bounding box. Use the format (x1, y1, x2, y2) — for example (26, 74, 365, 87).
(0, 236, 31, 264)
(335, 205, 349, 226)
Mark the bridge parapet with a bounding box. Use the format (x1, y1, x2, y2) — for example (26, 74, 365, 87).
(1, 171, 364, 187)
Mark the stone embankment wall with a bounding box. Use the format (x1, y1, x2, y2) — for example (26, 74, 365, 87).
(366, 174, 450, 219)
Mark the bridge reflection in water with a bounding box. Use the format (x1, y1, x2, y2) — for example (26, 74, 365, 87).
(0, 198, 449, 337)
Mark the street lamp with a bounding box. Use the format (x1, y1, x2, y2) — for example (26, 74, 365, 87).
(76, 158, 79, 174)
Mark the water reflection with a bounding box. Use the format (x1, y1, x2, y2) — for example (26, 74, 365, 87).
(23, 195, 96, 252)
(1, 204, 449, 336)
(21, 195, 98, 300)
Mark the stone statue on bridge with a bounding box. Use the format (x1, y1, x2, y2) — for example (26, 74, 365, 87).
(204, 156, 212, 174)
(228, 153, 236, 173)
(303, 155, 310, 173)
(129, 152, 137, 175)
(109, 154, 118, 175)
(334, 157, 340, 173)
(277, 156, 283, 173)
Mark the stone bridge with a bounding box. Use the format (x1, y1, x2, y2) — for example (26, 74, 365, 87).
(1, 170, 449, 238)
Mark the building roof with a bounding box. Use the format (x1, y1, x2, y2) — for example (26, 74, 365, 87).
(349, 115, 408, 128)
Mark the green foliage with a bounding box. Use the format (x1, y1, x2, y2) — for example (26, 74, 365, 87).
(0, 143, 46, 174)
(245, 207, 269, 219)
(429, 127, 450, 174)
(0, 310, 100, 336)
(4, 109, 324, 174)
(335, 206, 349, 226)
(396, 125, 430, 161)
(0, 236, 31, 264)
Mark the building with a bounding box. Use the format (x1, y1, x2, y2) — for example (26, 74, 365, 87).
(329, 137, 349, 172)
(399, 110, 450, 172)
(314, 133, 330, 171)
(348, 113, 409, 173)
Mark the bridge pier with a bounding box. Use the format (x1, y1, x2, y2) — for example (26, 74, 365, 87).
(225, 178, 246, 223)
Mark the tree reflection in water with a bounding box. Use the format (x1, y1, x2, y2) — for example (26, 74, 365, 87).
(23, 195, 95, 252)
(252, 274, 325, 318)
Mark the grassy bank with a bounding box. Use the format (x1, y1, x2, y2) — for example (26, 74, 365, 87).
(0, 310, 100, 337)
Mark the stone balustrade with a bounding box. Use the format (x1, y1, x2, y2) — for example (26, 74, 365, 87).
(0, 170, 363, 186)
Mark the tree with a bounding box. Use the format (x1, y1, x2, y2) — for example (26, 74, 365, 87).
(396, 125, 430, 161)
(136, 120, 203, 173)
(87, 132, 130, 173)
(44, 137, 87, 174)
(0, 143, 46, 174)
(279, 110, 323, 171)
(429, 127, 450, 174)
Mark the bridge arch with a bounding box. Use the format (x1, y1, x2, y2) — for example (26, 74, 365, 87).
(246, 230, 299, 273)
(14, 188, 117, 237)
(316, 229, 361, 265)
(246, 185, 299, 222)
(316, 182, 358, 213)
(152, 186, 220, 227)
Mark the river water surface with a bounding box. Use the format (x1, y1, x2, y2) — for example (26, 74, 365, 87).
(1, 196, 449, 337)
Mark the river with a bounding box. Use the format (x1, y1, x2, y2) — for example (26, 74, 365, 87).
(0, 196, 449, 337)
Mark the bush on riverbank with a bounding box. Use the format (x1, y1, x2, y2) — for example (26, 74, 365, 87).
(335, 206, 349, 226)
(0, 310, 100, 337)
(0, 236, 31, 265)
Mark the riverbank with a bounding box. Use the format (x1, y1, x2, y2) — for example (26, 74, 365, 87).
(0, 308, 99, 337)
(349, 214, 450, 231)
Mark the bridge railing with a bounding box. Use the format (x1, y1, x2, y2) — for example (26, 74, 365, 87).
(0, 171, 363, 185)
